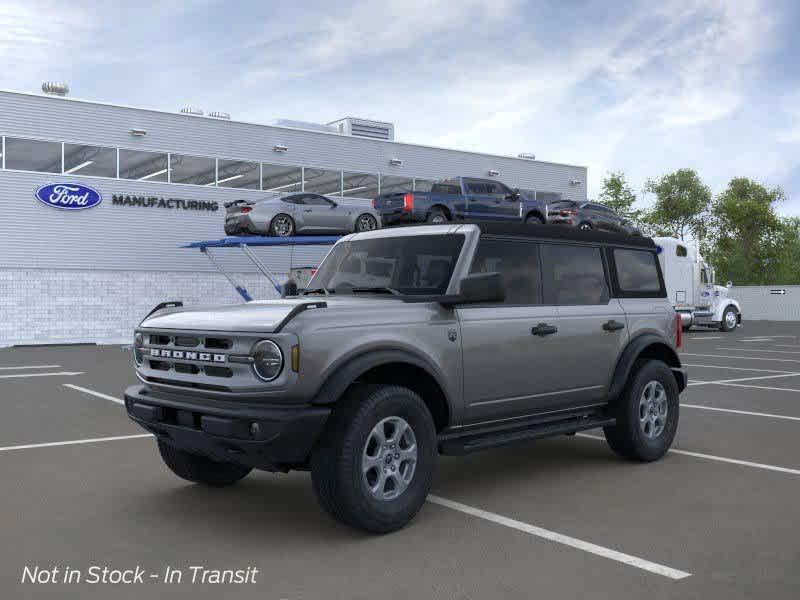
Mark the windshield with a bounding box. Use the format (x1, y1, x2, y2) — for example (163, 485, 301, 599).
(308, 234, 465, 295)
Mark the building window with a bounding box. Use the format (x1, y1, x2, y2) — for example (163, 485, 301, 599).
(170, 154, 216, 186)
(380, 176, 413, 195)
(413, 178, 436, 192)
(119, 149, 168, 182)
(534, 191, 563, 204)
(342, 171, 379, 198)
(217, 159, 260, 189)
(304, 167, 342, 195)
(262, 163, 302, 193)
(63, 143, 117, 177)
(4, 137, 61, 173)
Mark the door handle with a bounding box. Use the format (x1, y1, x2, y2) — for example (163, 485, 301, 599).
(303, 209, 313, 213)
(602, 320, 625, 332)
(531, 323, 558, 336)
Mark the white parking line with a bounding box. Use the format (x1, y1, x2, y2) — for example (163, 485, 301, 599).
(63, 384, 124, 405)
(577, 433, 800, 476)
(688, 373, 800, 387)
(739, 338, 774, 342)
(0, 434, 153, 453)
(682, 353, 800, 363)
(715, 382, 800, 393)
(717, 347, 800, 355)
(686, 336, 721, 340)
(427, 495, 691, 580)
(684, 363, 794, 374)
(0, 371, 85, 379)
(0, 364, 62, 370)
(682, 403, 800, 422)
(774, 344, 800, 349)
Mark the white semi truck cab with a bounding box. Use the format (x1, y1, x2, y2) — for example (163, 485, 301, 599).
(654, 237, 742, 332)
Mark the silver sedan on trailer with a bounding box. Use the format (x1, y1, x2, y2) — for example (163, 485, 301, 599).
(224, 193, 382, 237)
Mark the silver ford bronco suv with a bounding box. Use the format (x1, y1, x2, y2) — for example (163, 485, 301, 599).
(125, 223, 687, 533)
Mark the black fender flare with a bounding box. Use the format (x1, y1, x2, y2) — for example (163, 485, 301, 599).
(428, 204, 452, 220)
(607, 334, 685, 399)
(310, 349, 452, 409)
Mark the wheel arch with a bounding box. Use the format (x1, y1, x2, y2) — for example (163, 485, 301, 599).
(268, 212, 295, 235)
(310, 349, 451, 431)
(428, 204, 452, 220)
(524, 209, 545, 223)
(608, 334, 685, 398)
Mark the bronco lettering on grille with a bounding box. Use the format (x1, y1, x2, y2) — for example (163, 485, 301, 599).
(149, 348, 227, 363)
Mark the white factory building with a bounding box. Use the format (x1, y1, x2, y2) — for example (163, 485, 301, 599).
(0, 84, 588, 346)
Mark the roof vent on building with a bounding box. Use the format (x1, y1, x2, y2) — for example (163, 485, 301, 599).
(42, 81, 69, 96)
(488, 169, 500, 177)
(328, 117, 395, 141)
(518, 152, 536, 160)
(208, 111, 231, 120)
(180, 106, 204, 116)
(271, 119, 337, 134)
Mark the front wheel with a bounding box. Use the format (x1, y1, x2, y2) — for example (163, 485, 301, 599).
(355, 213, 379, 232)
(311, 384, 436, 533)
(720, 306, 738, 332)
(603, 360, 679, 462)
(579, 222, 593, 231)
(157, 440, 252, 486)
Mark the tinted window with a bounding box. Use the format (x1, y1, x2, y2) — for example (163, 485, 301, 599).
(170, 154, 216, 185)
(309, 234, 465, 295)
(466, 182, 487, 194)
(542, 244, 609, 305)
(262, 163, 302, 193)
(304, 167, 342, 195)
(470, 238, 541, 304)
(119, 149, 168, 181)
(381, 176, 413, 195)
(218, 159, 259, 189)
(676, 245, 688, 257)
(5, 137, 61, 173)
(342, 171, 378, 198)
(304, 195, 333, 206)
(430, 183, 461, 195)
(64, 143, 117, 177)
(614, 249, 662, 293)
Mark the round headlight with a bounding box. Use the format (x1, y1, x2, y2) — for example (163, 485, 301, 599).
(133, 332, 144, 366)
(251, 340, 283, 382)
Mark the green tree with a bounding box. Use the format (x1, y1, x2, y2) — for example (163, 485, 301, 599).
(707, 178, 786, 285)
(642, 169, 711, 240)
(598, 171, 640, 222)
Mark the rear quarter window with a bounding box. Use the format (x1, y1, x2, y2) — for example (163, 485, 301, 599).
(613, 249, 665, 296)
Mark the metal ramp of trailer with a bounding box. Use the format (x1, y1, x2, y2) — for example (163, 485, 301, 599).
(182, 235, 340, 301)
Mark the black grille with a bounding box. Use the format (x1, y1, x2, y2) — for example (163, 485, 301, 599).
(174, 336, 201, 347)
(205, 337, 232, 349)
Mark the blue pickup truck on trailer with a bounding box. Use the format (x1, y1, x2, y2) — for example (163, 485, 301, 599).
(373, 177, 550, 226)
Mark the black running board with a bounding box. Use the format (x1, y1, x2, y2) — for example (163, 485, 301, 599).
(439, 415, 615, 455)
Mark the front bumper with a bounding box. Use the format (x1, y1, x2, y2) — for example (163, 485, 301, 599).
(379, 210, 415, 226)
(124, 384, 330, 471)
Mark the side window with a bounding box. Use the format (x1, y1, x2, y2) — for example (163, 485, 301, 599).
(283, 195, 303, 205)
(466, 181, 487, 194)
(541, 244, 609, 305)
(304, 195, 334, 206)
(613, 249, 664, 294)
(469, 238, 541, 305)
(700, 268, 708, 284)
(676, 245, 688, 257)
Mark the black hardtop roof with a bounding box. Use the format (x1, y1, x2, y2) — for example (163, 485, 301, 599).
(472, 222, 656, 248)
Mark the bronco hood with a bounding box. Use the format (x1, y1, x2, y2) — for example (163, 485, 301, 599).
(139, 299, 328, 333)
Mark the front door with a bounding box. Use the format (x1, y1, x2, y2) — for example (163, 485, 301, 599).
(300, 195, 341, 231)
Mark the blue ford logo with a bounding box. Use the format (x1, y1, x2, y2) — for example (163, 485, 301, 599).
(35, 183, 103, 210)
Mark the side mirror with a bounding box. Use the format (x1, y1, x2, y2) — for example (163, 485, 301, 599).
(507, 188, 521, 200)
(453, 272, 505, 304)
(281, 279, 299, 297)
(726, 281, 733, 289)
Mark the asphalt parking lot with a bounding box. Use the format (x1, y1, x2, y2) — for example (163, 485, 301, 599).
(2, 321, 800, 599)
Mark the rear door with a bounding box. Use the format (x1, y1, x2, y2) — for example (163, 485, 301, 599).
(538, 243, 628, 408)
(458, 237, 566, 424)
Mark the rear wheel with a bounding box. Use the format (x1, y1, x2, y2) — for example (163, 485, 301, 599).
(311, 384, 436, 533)
(720, 306, 738, 332)
(270, 214, 295, 237)
(525, 214, 545, 225)
(355, 213, 379, 232)
(157, 440, 252, 486)
(426, 208, 449, 224)
(579, 222, 592, 231)
(603, 360, 679, 462)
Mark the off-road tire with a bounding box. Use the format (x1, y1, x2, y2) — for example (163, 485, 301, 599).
(603, 360, 679, 462)
(311, 384, 437, 533)
(426, 208, 449, 224)
(720, 306, 738, 332)
(157, 440, 252, 486)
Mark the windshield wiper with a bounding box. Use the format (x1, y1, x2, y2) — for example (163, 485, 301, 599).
(350, 286, 401, 295)
(303, 287, 333, 296)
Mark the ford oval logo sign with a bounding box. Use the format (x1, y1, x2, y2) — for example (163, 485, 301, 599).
(35, 183, 103, 210)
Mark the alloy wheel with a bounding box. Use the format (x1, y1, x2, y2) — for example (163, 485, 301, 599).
(638, 380, 668, 439)
(361, 416, 418, 501)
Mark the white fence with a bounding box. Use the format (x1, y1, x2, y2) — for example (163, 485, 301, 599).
(728, 285, 800, 321)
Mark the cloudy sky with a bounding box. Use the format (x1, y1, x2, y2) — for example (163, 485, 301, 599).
(2, 0, 799, 214)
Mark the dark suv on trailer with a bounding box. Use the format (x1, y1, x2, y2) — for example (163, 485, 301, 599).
(125, 223, 685, 533)
(549, 200, 640, 235)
